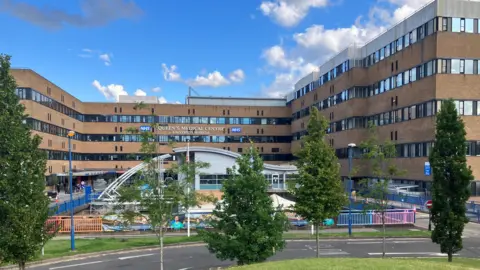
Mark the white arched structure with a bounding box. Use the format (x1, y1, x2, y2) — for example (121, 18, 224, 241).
(97, 154, 171, 201)
(173, 146, 298, 191)
(97, 146, 298, 202)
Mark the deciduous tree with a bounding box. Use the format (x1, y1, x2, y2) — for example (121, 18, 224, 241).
(116, 107, 210, 270)
(0, 54, 55, 269)
(429, 99, 473, 262)
(200, 145, 288, 266)
(292, 107, 347, 257)
(358, 121, 404, 258)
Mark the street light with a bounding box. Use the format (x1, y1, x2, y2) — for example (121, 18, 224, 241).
(347, 143, 356, 237)
(67, 130, 75, 251)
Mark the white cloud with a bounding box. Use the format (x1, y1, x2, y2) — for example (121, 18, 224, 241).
(259, 0, 329, 27)
(78, 48, 113, 66)
(161, 63, 245, 88)
(228, 69, 245, 83)
(134, 89, 146, 96)
(99, 53, 112, 66)
(151, 87, 161, 92)
(261, 0, 431, 97)
(92, 80, 128, 101)
(158, 97, 167, 104)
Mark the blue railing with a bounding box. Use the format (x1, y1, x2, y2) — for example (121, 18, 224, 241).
(336, 209, 415, 226)
(49, 188, 101, 215)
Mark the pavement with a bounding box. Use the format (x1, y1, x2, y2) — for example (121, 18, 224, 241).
(27, 238, 480, 270)
(48, 193, 84, 208)
(414, 211, 480, 238)
(51, 228, 378, 240)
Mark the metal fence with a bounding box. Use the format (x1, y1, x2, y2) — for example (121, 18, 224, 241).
(46, 216, 103, 233)
(336, 209, 415, 226)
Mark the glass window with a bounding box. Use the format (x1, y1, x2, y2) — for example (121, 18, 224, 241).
(460, 18, 465, 32)
(464, 101, 473, 115)
(404, 71, 409, 84)
(426, 61, 433, 76)
(451, 59, 461, 74)
(465, 60, 474, 74)
(404, 33, 410, 48)
(385, 45, 390, 57)
(466, 18, 474, 33)
(397, 37, 403, 51)
(410, 67, 417, 82)
(410, 29, 417, 44)
(380, 48, 385, 60)
(452, 18, 461, 32)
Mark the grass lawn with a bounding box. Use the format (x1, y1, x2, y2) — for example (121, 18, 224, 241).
(283, 230, 431, 239)
(1, 230, 431, 265)
(38, 235, 202, 260)
(232, 258, 480, 269)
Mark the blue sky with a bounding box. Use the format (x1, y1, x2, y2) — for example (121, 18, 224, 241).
(0, 0, 429, 103)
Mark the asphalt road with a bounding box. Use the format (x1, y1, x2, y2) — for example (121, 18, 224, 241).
(31, 238, 480, 270)
(415, 212, 480, 238)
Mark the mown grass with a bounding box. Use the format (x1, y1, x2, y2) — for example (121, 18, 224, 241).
(232, 258, 480, 269)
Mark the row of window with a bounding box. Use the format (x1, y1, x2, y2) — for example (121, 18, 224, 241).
(26, 118, 292, 143)
(293, 99, 480, 140)
(336, 139, 480, 160)
(16, 88, 291, 125)
(291, 16, 480, 103)
(44, 149, 293, 162)
(293, 58, 480, 120)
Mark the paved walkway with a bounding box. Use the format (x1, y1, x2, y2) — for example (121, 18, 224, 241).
(51, 228, 378, 240)
(48, 192, 84, 207)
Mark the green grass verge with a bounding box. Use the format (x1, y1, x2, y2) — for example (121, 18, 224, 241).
(231, 258, 480, 269)
(38, 235, 202, 260)
(1, 230, 431, 266)
(283, 230, 431, 239)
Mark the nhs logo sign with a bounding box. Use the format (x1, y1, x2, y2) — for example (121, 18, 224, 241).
(140, 126, 151, 132)
(231, 127, 241, 133)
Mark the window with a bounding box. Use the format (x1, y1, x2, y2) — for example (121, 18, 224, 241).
(451, 59, 461, 74)
(466, 18, 474, 33)
(404, 33, 410, 48)
(460, 18, 466, 32)
(272, 148, 280, 153)
(464, 101, 473, 115)
(237, 148, 243, 153)
(465, 59, 474, 74)
(442, 18, 448, 31)
(452, 18, 461, 32)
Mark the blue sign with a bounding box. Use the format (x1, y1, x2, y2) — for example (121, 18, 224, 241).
(140, 126, 151, 132)
(424, 162, 431, 176)
(231, 127, 241, 133)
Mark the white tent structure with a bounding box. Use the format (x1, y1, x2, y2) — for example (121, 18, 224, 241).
(270, 194, 295, 210)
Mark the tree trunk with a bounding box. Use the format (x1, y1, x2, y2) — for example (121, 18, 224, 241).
(159, 225, 164, 270)
(315, 223, 320, 258)
(448, 250, 453, 262)
(382, 210, 386, 258)
(18, 261, 26, 270)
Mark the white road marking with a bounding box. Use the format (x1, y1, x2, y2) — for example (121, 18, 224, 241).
(49, 261, 104, 269)
(347, 240, 428, 245)
(178, 268, 193, 270)
(118, 253, 155, 260)
(368, 252, 457, 256)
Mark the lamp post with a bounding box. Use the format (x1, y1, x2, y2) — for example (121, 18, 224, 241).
(67, 130, 76, 251)
(186, 139, 191, 237)
(347, 143, 356, 237)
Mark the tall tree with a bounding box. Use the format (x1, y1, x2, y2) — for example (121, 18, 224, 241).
(429, 99, 473, 262)
(0, 55, 55, 269)
(199, 145, 288, 266)
(292, 107, 347, 257)
(358, 121, 404, 258)
(116, 107, 210, 270)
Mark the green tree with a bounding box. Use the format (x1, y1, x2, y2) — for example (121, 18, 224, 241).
(0, 55, 56, 269)
(292, 107, 347, 257)
(429, 99, 473, 262)
(116, 107, 210, 270)
(199, 145, 288, 266)
(358, 121, 404, 258)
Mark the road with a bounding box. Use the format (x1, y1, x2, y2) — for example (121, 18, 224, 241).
(415, 212, 480, 238)
(31, 238, 480, 270)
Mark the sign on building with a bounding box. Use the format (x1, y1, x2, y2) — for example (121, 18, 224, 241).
(231, 127, 241, 133)
(140, 126, 151, 132)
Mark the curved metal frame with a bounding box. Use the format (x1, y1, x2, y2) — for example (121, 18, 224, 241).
(97, 154, 171, 201)
(97, 146, 298, 202)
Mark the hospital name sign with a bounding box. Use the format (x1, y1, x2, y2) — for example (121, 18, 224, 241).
(157, 126, 225, 134)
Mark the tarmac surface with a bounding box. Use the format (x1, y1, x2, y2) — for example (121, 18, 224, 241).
(29, 238, 480, 270)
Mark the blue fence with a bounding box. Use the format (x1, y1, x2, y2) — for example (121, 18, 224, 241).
(49, 188, 101, 215)
(336, 209, 415, 226)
